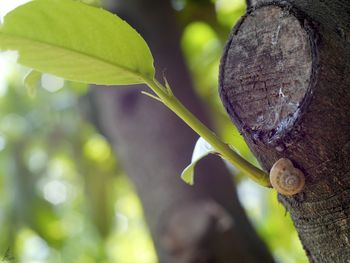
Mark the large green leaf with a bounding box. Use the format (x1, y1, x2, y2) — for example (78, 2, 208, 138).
(0, 0, 155, 85)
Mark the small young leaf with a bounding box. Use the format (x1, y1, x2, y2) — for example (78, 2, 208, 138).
(141, 91, 162, 103)
(0, 0, 155, 85)
(24, 70, 41, 97)
(181, 137, 217, 185)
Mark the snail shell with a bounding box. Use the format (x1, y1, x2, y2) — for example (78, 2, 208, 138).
(269, 158, 305, 196)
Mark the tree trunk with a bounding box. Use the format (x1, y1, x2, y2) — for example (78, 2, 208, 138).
(219, 0, 350, 262)
(87, 0, 274, 262)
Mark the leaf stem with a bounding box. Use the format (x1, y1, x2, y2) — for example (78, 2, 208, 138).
(143, 78, 271, 187)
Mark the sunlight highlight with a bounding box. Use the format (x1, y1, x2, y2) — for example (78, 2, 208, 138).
(0, 0, 31, 23)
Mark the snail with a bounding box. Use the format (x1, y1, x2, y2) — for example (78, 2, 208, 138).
(269, 158, 305, 196)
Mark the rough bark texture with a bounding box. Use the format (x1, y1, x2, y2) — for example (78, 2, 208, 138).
(246, 0, 259, 7)
(87, 0, 274, 262)
(220, 1, 350, 262)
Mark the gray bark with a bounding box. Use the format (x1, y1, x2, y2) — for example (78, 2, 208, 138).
(87, 0, 275, 262)
(220, 1, 350, 262)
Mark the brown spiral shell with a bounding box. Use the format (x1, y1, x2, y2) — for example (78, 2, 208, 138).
(269, 158, 305, 196)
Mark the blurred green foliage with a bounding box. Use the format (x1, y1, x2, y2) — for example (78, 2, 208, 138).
(0, 0, 307, 262)
(0, 55, 156, 262)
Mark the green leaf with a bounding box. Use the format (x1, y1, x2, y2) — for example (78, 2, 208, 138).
(24, 70, 41, 97)
(0, 0, 155, 85)
(181, 137, 217, 185)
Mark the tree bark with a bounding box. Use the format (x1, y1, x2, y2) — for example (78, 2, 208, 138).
(87, 0, 274, 262)
(219, 1, 350, 262)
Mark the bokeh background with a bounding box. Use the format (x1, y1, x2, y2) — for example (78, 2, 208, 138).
(0, 0, 307, 262)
